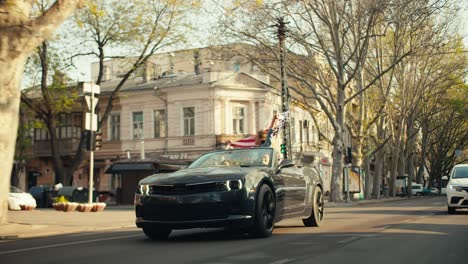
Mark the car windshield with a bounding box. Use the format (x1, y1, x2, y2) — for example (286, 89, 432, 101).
(188, 148, 274, 169)
(452, 167, 468, 179)
(10, 186, 23, 193)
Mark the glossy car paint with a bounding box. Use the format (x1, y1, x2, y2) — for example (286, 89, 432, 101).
(135, 148, 322, 231)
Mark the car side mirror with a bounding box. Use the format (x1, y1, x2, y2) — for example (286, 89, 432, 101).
(276, 159, 294, 173)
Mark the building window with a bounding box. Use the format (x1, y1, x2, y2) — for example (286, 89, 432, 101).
(183, 107, 195, 136)
(232, 106, 245, 134)
(291, 117, 296, 143)
(154, 110, 166, 138)
(110, 113, 120, 141)
(299, 121, 303, 144)
(132, 112, 144, 139)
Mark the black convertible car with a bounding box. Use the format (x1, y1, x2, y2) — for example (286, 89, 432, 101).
(135, 147, 324, 239)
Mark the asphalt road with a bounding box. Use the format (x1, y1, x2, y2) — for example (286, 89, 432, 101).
(0, 196, 467, 264)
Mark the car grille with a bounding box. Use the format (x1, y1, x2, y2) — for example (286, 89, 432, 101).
(149, 182, 228, 195)
(143, 203, 228, 221)
(462, 200, 468, 206)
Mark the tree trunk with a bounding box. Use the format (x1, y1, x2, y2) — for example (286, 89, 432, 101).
(364, 155, 372, 199)
(330, 87, 346, 202)
(0, 58, 26, 224)
(0, 0, 81, 224)
(389, 119, 404, 197)
(45, 119, 67, 184)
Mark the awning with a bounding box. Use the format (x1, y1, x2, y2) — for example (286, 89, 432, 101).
(105, 162, 156, 174)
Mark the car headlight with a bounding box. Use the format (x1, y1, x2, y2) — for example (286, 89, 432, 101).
(226, 180, 243, 191)
(449, 184, 463, 192)
(138, 184, 150, 195)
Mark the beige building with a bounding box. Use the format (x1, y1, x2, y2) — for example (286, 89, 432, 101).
(21, 46, 334, 204)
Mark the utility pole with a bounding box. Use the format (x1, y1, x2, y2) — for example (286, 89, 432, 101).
(277, 17, 290, 159)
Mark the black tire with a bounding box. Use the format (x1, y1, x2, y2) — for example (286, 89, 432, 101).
(303, 186, 324, 227)
(447, 205, 456, 214)
(251, 184, 276, 238)
(142, 226, 172, 240)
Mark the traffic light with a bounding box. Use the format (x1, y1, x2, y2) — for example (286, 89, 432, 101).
(280, 143, 287, 154)
(85, 131, 94, 151)
(95, 131, 102, 151)
(346, 147, 352, 164)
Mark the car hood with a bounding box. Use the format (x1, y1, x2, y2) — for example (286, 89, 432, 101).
(449, 178, 468, 186)
(139, 167, 265, 185)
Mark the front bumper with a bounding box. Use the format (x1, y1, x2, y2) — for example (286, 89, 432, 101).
(135, 189, 255, 229)
(447, 188, 468, 208)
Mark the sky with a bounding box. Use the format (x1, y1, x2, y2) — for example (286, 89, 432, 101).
(67, 1, 468, 84)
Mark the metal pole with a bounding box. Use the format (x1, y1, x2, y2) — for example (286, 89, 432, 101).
(164, 98, 168, 155)
(88, 90, 94, 204)
(278, 17, 290, 159)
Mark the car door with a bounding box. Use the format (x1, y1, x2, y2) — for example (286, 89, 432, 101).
(277, 165, 307, 216)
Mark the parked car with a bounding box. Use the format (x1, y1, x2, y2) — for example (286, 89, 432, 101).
(8, 186, 37, 210)
(135, 147, 324, 239)
(447, 164, 468, 214)
(420, 187, 439, 196)
(411, 183, 423, 196)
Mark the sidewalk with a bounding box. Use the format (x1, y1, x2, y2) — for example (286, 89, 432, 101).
(0, 206, 135, 240)
(0, 196, 420, 240)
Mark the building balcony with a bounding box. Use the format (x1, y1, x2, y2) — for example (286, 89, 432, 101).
(33, 138, 81, 157)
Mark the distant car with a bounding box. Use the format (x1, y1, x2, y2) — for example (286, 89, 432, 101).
(447, 164, 468, 214)
(421, 187, 439, 196)
(411, 183, 423, 196)
(135, 147, 324, 239)
(8, 186, 37, 210)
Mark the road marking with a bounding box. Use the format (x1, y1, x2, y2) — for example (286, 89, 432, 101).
(67, 232, 98, 237)
(381, 225, 391, 229)
(0, 234, 141, 255)
(338, 236, 359, 244)
(269, 258, 295, 264)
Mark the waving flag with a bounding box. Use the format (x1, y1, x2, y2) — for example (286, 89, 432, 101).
(227, 136, 256, 149)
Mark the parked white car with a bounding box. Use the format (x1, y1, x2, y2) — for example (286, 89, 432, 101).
(447, 164, 468, 214)
(8, 186, 37, 211)
(411, 183, 423, 196)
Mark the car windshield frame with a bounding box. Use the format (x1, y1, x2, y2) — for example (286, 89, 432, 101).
(188, 148, 274, 169)
(451, 166, 468, 179)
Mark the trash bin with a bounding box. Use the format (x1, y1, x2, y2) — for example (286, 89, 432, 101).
(44, 188, 59, 207)
(57, 186, 97, 203)
(29, 186, 49, 208)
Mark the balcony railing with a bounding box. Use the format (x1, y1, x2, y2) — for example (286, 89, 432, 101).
(33, 138, 81, 157)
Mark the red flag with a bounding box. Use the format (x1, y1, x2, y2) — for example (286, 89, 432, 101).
(228, 136, 256, 148)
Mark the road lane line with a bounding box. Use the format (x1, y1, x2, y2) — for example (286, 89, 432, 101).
(0, 234, 141, 255)
(269, 258, 295, 264)
(338, 236, 359, 244)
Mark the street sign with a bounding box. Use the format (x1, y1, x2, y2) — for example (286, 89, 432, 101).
(85, 112, 98, 131)
(83, 83, 100, 94)
(85, 95, 99, 111)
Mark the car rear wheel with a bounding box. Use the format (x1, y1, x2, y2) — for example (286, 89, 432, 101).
(303, 186, 324, 227)
(142, 226, 172, 240)
(251, 184, 276, 238)
(447, 205, 456, 214)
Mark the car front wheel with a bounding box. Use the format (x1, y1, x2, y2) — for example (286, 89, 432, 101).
(142, 226, 172, 240)
(251, 184, 276, 238)
(303, 186, 324, 227)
